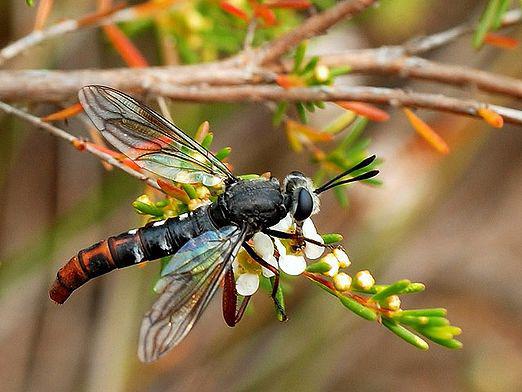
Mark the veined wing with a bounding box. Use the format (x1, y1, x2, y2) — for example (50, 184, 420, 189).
(138, 226, 246, 363)
(78, 85, 236, 186)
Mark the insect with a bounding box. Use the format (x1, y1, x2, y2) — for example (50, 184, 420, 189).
(49, 85, 379, 362)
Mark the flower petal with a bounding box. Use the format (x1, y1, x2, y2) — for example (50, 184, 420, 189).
(304, 234, 324, 259)
(232, 259, 240, 274)
(236, 273, 260, 296)
(279, 254, 306, 275)
(302, 218, 318, 237)
(270, 212, 294, 232)
(262, 255, 278, 278)
(253, 232, 274, 259)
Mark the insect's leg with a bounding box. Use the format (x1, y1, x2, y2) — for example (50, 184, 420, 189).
(222, 266, 238, 327)
(263, 229, 342, 251)
(243, 243, 287, 321)
(235, 295, 252, 324)
(223, 263, 255, 326)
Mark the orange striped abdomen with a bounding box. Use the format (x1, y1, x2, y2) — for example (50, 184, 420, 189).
(49, 239, 115, 304)
(49, 231, 143, 304)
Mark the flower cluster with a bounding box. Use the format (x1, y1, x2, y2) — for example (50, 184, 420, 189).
(233, 213, 326, 295)
(130, 121, 461, 353)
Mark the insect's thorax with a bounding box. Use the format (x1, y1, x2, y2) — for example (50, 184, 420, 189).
(209, 178, 287, 235)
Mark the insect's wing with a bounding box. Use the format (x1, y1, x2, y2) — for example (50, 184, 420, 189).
(138, 226, 246, 362)
(78, 85, 236, 186)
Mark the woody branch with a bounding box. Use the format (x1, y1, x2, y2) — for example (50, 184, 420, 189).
(0, 1, 521, 124)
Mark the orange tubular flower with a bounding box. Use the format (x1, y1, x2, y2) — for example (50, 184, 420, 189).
(484, 33, 519, 49)
(403, 108, 449, 155)
(103, 24, 149, 68)
(266, 0, 311, 9)
(336, 101, 390, 122)
(219, 1, 250, 22)
(254, 4, 277, 26)
(477, 107, 504, 128)
(275, 74, 305, 88)
(42, 103, 84, 122)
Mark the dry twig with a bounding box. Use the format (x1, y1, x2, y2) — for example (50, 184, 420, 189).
(258, 0, 377, 64)
(0, 101, 160, 190)
(145, 84, 522, 125)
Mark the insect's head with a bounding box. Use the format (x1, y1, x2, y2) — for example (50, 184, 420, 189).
(283, 172, 320, 222)
(284, 155, 379, 222)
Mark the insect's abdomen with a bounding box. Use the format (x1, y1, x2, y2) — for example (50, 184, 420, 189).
(49, 207, 217, 304)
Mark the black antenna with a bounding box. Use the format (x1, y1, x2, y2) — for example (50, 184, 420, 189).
(314, 155, 378, 194)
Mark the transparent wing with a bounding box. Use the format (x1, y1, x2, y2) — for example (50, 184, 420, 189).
(138, 226, 245, 362)
(78, 85, 236, 186)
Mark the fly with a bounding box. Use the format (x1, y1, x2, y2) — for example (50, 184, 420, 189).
(49, 85, 379, 362)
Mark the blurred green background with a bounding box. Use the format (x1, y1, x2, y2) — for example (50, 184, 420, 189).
(1, 1, 522, 391)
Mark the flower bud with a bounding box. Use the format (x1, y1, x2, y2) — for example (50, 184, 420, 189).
(136, 194, 152, 204)
(188, 199, 203, 211)
(314, 65, 330, 82)
(320, 253, 339, 277)
(333, 248, 350, 268)
(353, 270, 375, 290)
(383, 295, 401, 310)
(333, 272, 352, 291)
(195, 185, 211, 199)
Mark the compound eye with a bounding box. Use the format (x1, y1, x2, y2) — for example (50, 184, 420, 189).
(294, 188, 314, 221)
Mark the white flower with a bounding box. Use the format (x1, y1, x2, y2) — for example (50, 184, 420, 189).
(333, 248, 350, 268)
(268, 213, 325, 275)
(333, 272, 352, 291)
(232, 253, 262, 296)
(301, 219, 325, 260)
(270, 213, 294, 232)
(232, 233, 278, 295)
(353, 270, 375, 290)
(231, 214, 327, 295)
(235, 273, 259, 296)
(252, 232, 278, 278)
(320, 253, 340, 277)
(276, 240, 307, 275)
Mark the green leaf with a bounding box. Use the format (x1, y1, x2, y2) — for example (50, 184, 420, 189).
(300, 56, 320, 75)
(273, 101, 288, 127)
(26, 0, 34, 6)
(215, 147, 232, 161)
(296, 102, 308, 123)
(182, 183, 198, 199)
(425, 336, 463, 349)
(382, 318, 429, 350)
(336, 116, 369, 153)
(399, 282, 426, 294)
(492, 0, 510, 29)
(473, 0, 503, 48)
(321, 233, 343, 244)
(132, 201, 164, 217)
(396, 315, 450, 328)
(155, 199, 170, 208)
(419, 326, 459, 341)
(400, 308, 447, 317)
(306, 261, 332, 274)
(304, 101, 316, 112)
(329, 66, 352, 77)
(293, 41, 307, 73)
(323, 112, 357, 134)
(371, 279, 411, 302)
(338, 295, 378, 321)
(201, 133, 214, 149)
